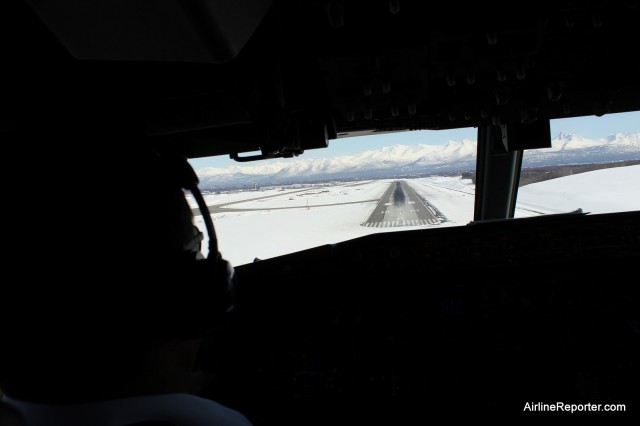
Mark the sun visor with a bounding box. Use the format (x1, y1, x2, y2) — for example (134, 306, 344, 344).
(25, 0, 273, 63)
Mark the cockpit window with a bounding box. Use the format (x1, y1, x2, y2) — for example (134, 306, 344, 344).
(516, 111, 640, 217)
(188, 112, 639, 265)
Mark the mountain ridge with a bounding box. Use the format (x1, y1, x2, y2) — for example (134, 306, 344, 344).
(195, 132, 640, 189)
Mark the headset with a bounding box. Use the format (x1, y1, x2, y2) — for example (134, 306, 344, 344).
(153, 149, 237, 337)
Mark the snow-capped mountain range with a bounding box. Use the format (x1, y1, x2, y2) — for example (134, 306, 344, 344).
(195, 132, 640, 189)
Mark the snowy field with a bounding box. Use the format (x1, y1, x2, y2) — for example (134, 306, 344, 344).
(188, 165, 640, 266)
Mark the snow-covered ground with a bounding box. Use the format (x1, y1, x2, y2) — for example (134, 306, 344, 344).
(516, 165, 640, 216)
(188, 165, 640, 266)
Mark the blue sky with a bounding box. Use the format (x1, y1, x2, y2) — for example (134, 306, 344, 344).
(189, 111, 640, 169)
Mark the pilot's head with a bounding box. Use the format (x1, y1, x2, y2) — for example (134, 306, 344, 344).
(1, 144, 219, 403)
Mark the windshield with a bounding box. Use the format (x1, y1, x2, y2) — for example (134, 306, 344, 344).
(188, 111, 640, 266)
